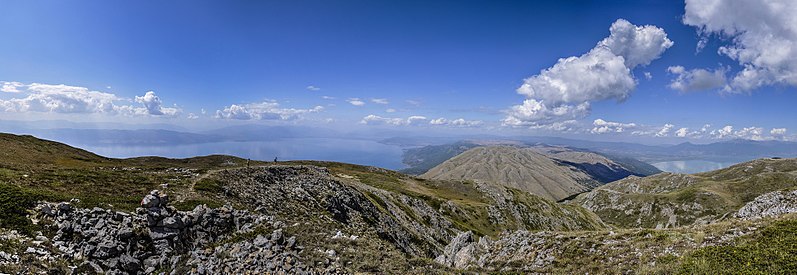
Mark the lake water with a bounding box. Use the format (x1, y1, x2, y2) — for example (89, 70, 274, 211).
(652, 160, 739, 174)
(73, 138, 407, 170)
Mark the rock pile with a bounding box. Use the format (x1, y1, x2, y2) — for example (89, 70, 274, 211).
(736, 190, 797, 219)
(32, 190, 292, 274)
(186, 228, 344, 274)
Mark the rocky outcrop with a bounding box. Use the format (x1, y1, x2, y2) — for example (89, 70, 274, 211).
(475, 183, 606, 231)
(214, 165, 457, 258)
(433, 222, 764, 273)
(28, 190, 328, 274)
(573, 160, 797, 228)
(575, 187, 719, 229)
(185, 228, 343, 274)
(736, 190, 797, 220)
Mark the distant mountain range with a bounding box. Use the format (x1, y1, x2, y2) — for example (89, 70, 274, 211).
(399, 137, 797, 173)
(0, 124, 343, 146)
(2, 120, 796, 170)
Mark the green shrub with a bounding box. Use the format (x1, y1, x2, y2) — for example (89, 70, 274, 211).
(173, 198, 223, 211)
(0, 184, 63, 235)
(679, 219, 797, 274)
(194, 178, 223, 193)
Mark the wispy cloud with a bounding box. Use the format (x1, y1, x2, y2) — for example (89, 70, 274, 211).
(370, 98, 389, 104)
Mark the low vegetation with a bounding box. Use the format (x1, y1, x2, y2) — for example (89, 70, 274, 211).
(679, 218, 797, 274)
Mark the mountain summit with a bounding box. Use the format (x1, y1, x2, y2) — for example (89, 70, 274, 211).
(421, 145, 652, 201)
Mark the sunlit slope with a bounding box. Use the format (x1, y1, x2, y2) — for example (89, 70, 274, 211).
(574, 158, 797, 228)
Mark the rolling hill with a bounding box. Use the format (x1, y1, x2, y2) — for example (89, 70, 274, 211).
(421, 145, 657, 201)
(574, 157, 797, 228)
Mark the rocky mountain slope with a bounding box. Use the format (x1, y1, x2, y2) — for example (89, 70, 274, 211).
(421, 145, 654, 201)
(574, 158, 797, 228)
(434, 212, 797, 273)
(2, 133, 797, 274)
(0, 133, 605, 274)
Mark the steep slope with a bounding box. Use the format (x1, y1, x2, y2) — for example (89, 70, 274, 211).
(574, 158, 797, 228)
(529, 145, 657, 183)
(422, 146, 594, 201)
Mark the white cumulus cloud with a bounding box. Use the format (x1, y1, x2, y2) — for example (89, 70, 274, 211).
(771, 128, 787, 136)
(734, 127, 765, 140)
(530, 120, 581, 132)
(134, 91, 180, 116)
(655, 123, 675, 137)
(215, 101, 323, 120)
(503, 99, 590, 127)
(306, 85, 320, 91)
(429, 117, 483, 127)
(710, 125, 734, 139)
(1, 81, 23, 93)
(506, 19, 672, 126)
(591, 119, 637, 134)
(347, 98, 365, 106)
(0, 82, 184, 117)
(0, 83, 120, 114)
(359, 115, 427, 126)
(684, 0, 797, 91)
(0, 82, 185, 117)
(675, 127, 689, 137)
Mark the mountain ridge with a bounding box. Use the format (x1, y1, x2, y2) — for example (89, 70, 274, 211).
(420, 145, 654, 201)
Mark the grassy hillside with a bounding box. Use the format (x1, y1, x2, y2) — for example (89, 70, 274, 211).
(0, 133, 261, 233)
(0, 133, 606, 273)
(575, 158, 797, 228)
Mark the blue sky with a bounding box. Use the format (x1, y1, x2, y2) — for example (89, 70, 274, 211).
(1, 0, 795, 143)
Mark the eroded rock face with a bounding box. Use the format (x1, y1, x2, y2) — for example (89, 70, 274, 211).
(736, 190, 797, 220)
(215, 165, 455, 258)
(434, 231, 473, 268)
(30, 190, 328, 274)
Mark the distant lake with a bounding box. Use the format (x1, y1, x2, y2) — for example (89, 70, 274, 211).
(72, 138, 407, 170)
(652, 160, 739, 174)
